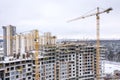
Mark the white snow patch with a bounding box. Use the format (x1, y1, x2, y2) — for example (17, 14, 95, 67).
(105, 61, 120, 74)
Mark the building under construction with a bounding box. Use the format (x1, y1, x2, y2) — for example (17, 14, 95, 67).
(0, 25, 106, 80)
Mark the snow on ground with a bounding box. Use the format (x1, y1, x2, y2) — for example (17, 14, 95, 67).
(104, 61, 120, 74)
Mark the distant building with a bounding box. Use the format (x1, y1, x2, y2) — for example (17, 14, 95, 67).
(2, 25, 16, 56)
(44, 32, 56, 45)
(0, 41, 3, 56)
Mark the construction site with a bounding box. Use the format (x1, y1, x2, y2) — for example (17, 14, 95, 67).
(0, 6, 117, 80)
(0, 24, 106, 80)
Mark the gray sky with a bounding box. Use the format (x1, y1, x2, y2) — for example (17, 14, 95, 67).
(0, 0, 120, 39)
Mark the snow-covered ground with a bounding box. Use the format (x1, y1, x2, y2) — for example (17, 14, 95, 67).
(104, 61, 120, 74)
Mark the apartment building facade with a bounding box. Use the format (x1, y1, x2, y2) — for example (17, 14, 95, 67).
(2, 25, 16, 56)
(0, 42, 105, 80)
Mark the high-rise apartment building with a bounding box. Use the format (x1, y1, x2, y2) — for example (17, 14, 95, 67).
(2, 25, 16, 56)
(0, 42, 105, 80)
(0, 26, 106, 80)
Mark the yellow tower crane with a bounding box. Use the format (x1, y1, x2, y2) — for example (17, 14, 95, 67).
(67, 7, 112, 80)
(34, 30, 40, 80)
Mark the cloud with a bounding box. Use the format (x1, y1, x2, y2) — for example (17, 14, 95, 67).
(0, 0, 120, 39)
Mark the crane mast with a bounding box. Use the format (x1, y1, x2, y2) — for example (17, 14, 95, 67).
(34, 30, 40, 80)
(96, 7, 100, 80)
(67, 7, 112, 80)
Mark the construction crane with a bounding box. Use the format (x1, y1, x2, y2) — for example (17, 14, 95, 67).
(18, 30, 40, 80)
(34, 30, 40, 80)
(67, 7, 112, 80)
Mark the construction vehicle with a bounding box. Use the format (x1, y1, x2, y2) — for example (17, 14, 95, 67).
(67, 7, 112, 80)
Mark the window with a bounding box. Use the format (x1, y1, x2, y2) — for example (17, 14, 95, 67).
(11, 67, 14, 70)
(28, 68, 31, 71)
(28, 77, 31, 79)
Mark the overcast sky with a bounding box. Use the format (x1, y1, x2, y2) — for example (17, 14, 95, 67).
(0, 0, 120, 39)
